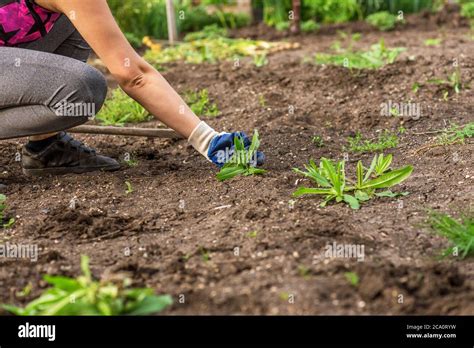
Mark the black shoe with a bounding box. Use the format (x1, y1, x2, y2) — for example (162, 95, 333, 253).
(22, 132, 120, 176)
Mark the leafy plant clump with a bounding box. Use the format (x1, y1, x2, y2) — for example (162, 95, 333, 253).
(184, 89, 219, 117)
(461, 2, 474, 19)
(217, 130, 266, 181)
(1, 255, 172, 316)
(293, 154, 412, 209)
(301, 20, 320, 33)
(426, 211, 474, 259)
(183, 24, 228, 41)
(314, 39, 405, 70)
(0, 194, 14, 228)
(144, 33, 298, 66)
(96, 89, 151, 126)
(365, 11, 398, 31)
(346, 130, 399, 153)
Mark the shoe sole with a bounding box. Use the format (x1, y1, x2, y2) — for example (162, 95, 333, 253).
(22, 163, 121, 177)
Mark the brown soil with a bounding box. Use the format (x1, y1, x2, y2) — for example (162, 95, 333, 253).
(1, 10, 473, 315)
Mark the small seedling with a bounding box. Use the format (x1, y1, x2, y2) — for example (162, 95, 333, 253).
(15, 283, 33, 298)
(184, 89, 219, 118)
(293, 154, 413, 209)
(436, 122, 474, 146)
(414, 122, 474, 154)
(0, 194, 14, 229)
(125, 181, 133, 195)
(424, 38, 442, 47)
(124, 157, 139, 167)
(412, 82, 421, 93)
(216, 130, 266, 181)
(311, 135, 324, 148)
(247, 230, 258, 238)
(258, 94, 267, 107)
(1, 255, 172, 315)
(199, 247, 210, 262)
(344, 272, 359, 287)
(298, 265, 311, 279)
(345, 130, 398, 153)
(426, 211, 474, 259)
(253, 54, 268, 68)
(366, 11, 398, 31)
(427, 66, 467, 95)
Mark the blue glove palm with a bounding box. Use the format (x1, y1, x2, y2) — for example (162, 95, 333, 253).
(208, 132, 265, 168)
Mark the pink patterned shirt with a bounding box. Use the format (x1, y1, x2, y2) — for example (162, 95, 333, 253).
(0, 0, 60, 46)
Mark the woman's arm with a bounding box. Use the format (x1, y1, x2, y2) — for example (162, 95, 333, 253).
(38, 0, 200, 138)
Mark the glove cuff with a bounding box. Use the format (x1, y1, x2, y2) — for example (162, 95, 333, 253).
(188, 121, 218, 161)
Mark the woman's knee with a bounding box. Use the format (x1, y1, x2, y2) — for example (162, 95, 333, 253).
(81, 65, 107, 114)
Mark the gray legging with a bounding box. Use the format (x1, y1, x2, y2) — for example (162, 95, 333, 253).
(0, 16, 107, 140)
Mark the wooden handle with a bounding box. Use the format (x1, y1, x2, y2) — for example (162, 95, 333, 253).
(69, 125, 182, 139)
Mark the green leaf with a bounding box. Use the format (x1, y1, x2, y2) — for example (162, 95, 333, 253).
(343, 194, 360, 209)
(216, 165, 247, 181)
(126, 295, 173, 315)
(375, 190, 409, 198)
(355, 190, 370, 201)
(249, 130, 260, 156)
(356, 161, 364, 188)
(244, 167, 266, 176)
(293, 187, 333, 197)
(293, 166, 330, 187)
(80, 255, 91, 283)
(43, 275, 81, 292)
(363, 154, 378, 182)
(1, 304, 25, 315)
(361, 166, 413, 189)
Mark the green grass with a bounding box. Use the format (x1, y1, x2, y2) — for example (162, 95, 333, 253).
(345, 130, 399, 153)
(314, 39, 405, 70)
(293, 153, 412, 209)
(365, 11, 398, 31)
(0, 194, 14, 229)
(426, 211, 474, 259)
(96, 89, 151, 126)
(216, 130, 266, 181)
(435, 122, 474, 146)
(184, 89, 219, 118)
(1, 255, 172, 315)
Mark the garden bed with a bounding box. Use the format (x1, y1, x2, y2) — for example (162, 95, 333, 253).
(0, 12, 473, 315)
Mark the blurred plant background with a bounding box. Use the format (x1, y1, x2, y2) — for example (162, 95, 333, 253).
(108, 0, 470, 47)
